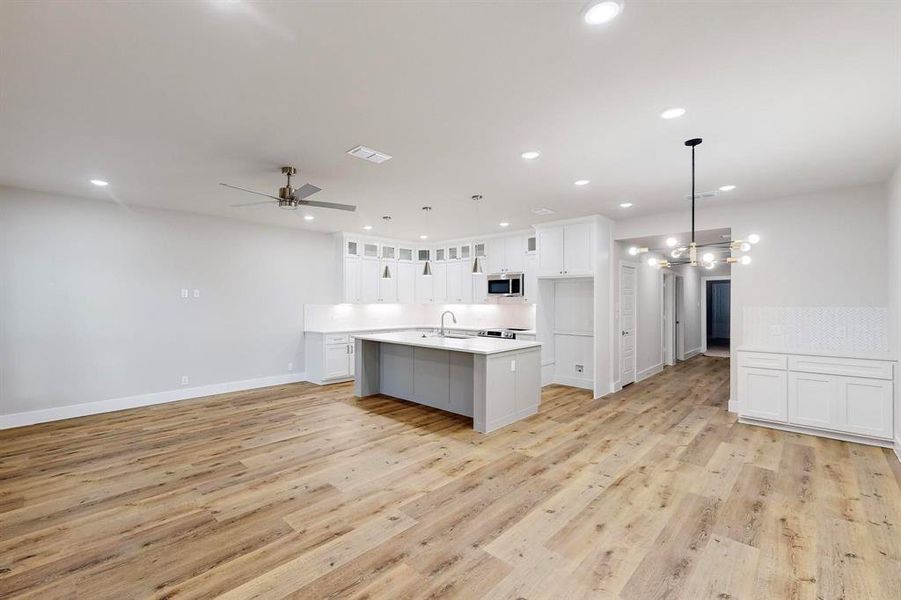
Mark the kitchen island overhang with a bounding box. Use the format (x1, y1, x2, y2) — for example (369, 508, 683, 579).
(353, 331, 542, 433)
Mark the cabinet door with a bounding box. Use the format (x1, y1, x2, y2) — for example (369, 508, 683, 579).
(362, 242, 380, 259)
(504, 236, 525, 272)
(537, 227, 564, 275)
(839, 377, 893, 439)
(360, 258, 380, 303)
(563, 222, 593, 274)
(486, 238, 506, 274)
(379, 259, 397, 302)
(397, 261, 415, 304)
(416, 265, 433, 303)
(343, 257, 360, 302)
(446, 261, 462, 303)
(460, 264, 473, 303)
(523, 253, 539, 303)
(789, 372, 839, 430)
(432, 262, 448, 303)
(472, 273, 488, 303)
(525, 234, 537, 254)
(324, 344, 350, 379)
(739, 367, 787, 422)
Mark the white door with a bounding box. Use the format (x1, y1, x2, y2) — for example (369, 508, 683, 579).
(343, 257, 360, 303)
(486, 238, 506, 274)
(396, 261, 415, 303)
(739, 367, 788, 422)
(504, 236, 524, 272)
(446, 261, 463, 303)
(324, 344, 350, 379)
(379, 259, 397, 302)
(620, 264, 637, 386)
(563, 222, 592, 274)
(537, 227, 564, 275)
(360, 258, 380, 303)
(432, 262, 448, 303)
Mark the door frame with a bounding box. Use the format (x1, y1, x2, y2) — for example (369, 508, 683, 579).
(674, 273, 685, 361)
(662, 270, 676, 366)
(701, 276, 731, 353)
(619, 262, 638, 387)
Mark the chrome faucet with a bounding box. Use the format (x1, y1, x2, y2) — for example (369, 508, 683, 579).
(440, 310, 457, 337)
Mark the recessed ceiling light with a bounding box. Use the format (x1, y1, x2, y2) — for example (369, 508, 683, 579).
(660, 107, 686, 120)
(719, 184, 736, 192)
(583, 0, 623, 25)
(619, 202, 633, 208)
(499, 222, 510, 228)
(521, 151, 540, 160)
(420, 234, 428, 240)
(574, 180, 590, 186)
(90, 179, 108, 187)
(666, 237, 678, 247)
(363, 225, 373, 230)
(303, 215, 314, 221)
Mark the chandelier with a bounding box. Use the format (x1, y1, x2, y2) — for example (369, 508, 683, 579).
(628, 138, 759, 269)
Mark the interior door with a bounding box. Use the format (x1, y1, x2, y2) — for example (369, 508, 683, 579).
(620, 264, 636, 386)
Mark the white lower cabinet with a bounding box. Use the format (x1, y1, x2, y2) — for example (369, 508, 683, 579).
(306, 333, 356, 384)
(739, 350, 895, 444)
(740, 367, 788, 422)
(325, 343, 352, 379)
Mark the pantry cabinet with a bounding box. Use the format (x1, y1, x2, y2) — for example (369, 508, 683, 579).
(536, 222, 593, 276)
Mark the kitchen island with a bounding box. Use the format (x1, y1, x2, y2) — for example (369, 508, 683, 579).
(354, 331, 542, 433)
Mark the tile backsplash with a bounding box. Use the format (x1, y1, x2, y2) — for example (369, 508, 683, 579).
(742, 306, 889, 354)
(304, 303, 536, 332)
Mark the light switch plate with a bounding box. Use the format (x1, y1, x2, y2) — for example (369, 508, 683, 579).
(510, 360, 516, 372)
(180, 288, 189, 299)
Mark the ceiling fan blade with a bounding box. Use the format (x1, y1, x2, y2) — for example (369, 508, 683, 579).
(229, 200, 275, 207)
(298, 199, 357, 212)
(219, 183, 280, 200)
(295, 183, 322, 199)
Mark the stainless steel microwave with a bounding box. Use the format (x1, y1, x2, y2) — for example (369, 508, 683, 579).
(487, 273, 523, 297)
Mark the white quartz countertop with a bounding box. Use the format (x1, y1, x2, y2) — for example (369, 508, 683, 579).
(306, 325, 537, 335)
(354, 331, 541, 355)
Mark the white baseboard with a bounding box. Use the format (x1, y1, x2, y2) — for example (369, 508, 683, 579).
(552, 375, 594, 390)
(637, 363, 664, 382)
(727, 398, 739, 413)
(0, 372, 308, 430)
(684, 347, 702, 359)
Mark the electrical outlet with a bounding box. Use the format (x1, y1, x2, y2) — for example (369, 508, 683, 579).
(192, 289, 200, 298)
(287, 362, 294, 372)
(510, 359, 516, 372)
(180, 288, 189, 299)
(180, 375, 189, 386)
(575, 364, 584, 373)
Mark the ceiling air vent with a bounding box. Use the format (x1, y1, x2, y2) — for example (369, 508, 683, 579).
(531, 207, 555, 216)
(347, 145, 392, 164)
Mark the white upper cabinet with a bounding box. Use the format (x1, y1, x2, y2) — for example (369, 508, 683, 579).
(379, 259, 397, 302)
(397, 261, 415, 303)
(343, 256, 361, 302)
(360, 258, 381, 303)
(537, 222, 593, 276)
(398, 247, 414, 262)
(526, 234, 537, 254)
(486, 235, 525, 274)
(416, 263, 433, 303)
(362, 242, 380, 259)
(432, 262, 448, 303)
(446, 260, 463, 303)
(345, 239, 360, 258)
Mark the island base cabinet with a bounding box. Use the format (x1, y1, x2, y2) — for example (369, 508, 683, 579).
(739, 367, 788, 423)
(474, 348, 541, 433)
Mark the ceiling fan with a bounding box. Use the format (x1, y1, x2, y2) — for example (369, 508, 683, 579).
(220, 166, 356, 212)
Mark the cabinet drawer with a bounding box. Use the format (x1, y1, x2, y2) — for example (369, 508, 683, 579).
(738, 352, 787, 371)
(788, 355, 893, 380)
(325, 334, 349, 344)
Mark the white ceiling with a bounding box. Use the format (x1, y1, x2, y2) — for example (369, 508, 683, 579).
(1, 1, 899, 241)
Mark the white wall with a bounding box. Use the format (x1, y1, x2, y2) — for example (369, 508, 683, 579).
(887, 164, 901, 454)
(0, 187, 338, 420)
(616, 184, 889, 405)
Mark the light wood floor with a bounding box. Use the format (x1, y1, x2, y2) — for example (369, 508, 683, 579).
(2, 356, 900, 599)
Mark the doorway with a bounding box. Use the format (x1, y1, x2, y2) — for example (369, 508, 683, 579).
(704, 278, 731, 357)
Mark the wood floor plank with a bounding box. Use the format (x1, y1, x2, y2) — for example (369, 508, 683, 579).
(1, 356, 899, 599)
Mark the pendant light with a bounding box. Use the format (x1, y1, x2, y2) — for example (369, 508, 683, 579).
(639, 138, 760, 269)
(471, 195, 484, 275)
(381, 215, 392, 278)
(421, 206, 432, 276)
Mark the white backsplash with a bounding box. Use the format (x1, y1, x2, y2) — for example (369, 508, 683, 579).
(304, 303, 536, 332)
(742, 306, 889, 354)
